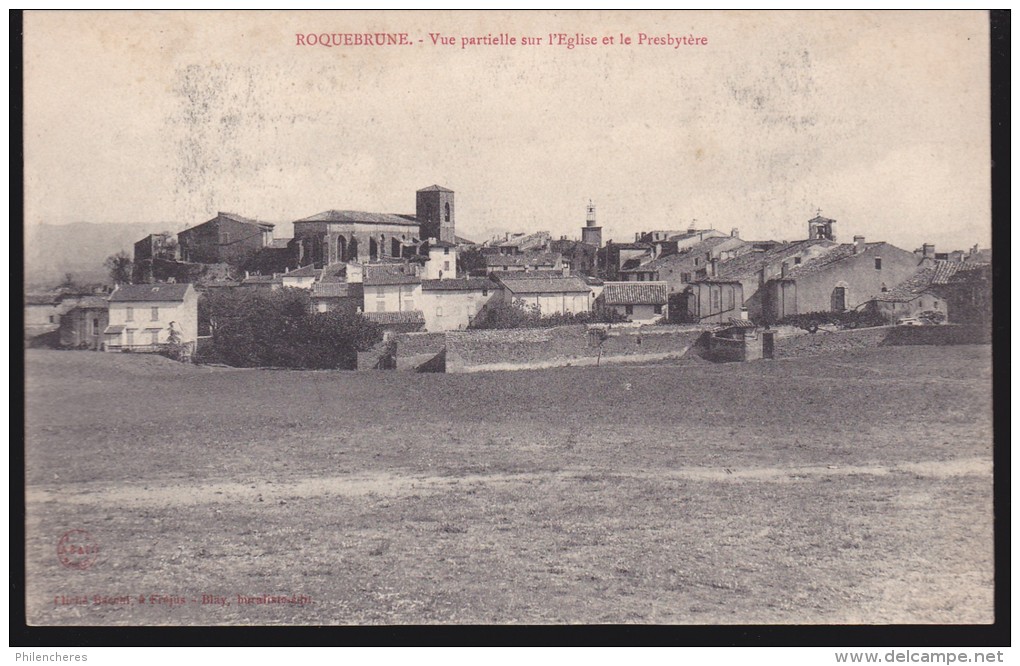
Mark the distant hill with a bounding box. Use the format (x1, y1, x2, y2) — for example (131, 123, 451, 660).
(24, 222, 166, 288)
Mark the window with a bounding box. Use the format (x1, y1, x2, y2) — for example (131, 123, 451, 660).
(222, 233, 231, 244)
(150, 330, 159, 345)
(444, 261, 450, 272)
(92, 318, 99, 335)
(126, 307, 134, 322)
(48, 315, 55, 323)
(482, 289, 488, 297)
(436, 306, 443, 317)
(794, 257, 802, 265)
(654, 305, 663, 314)
(711, 289, 721, 312)
(443, 247, 449, 255)
(694, 258, 699, 266)
(875, 257, 882, 270)
(681, 272, 691, 283)
(444, 202, 451, 222)
(125, 329, 135, 346)
(934, 301, 940, 309)
(625, 305, 634, 315)
(151, 307, 159, 321)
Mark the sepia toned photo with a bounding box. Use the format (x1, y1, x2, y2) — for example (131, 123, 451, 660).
(21, 10, 995, 627)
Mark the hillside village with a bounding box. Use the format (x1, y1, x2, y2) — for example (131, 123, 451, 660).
(25, 183, 992, 370)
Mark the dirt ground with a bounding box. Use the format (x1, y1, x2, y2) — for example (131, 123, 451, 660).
(22, 345, 994, 625)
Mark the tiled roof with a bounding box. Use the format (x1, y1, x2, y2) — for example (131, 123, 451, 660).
(269, 238, 292, 249)
(295, 210, 418, 226)
(712, 239, 835, 280)
(218, 212, 274, 229)
(620, 237, 735, 273)
(930, 260, 965, 285)
(497, 275, 591, 294)
(455, 235, 477, 245)
(428, 240, 457, 249)
(421, 278, 496, 291)
(484, 252, 562, 267)
(109, 284, 192, 302)
(870, 263, 942, 303)
(69, 296, 110, 309)
(607, 242, 653, 250)
(496, 270, 570, 279)
(363, 310, 426, 325)
(311, 282, 351, 298)
(25, 293, 60, 306)
(417, 184, 454, 193)
(284, 265, 321, 278)
(784, 242, 887, 278)
(241, 275, 282, 284)
(726, 318, 757, 329)
(363, 265, 421, 286)
(319, 262, 348, 282)
(600, 282, 669, 305)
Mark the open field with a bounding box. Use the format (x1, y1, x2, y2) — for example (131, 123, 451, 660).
(23, 346, 994, 625)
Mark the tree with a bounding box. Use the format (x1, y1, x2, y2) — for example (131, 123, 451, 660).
(104, 251, 133, 285)
(200, 288, 381, 369)
(457, 247, 488, 276)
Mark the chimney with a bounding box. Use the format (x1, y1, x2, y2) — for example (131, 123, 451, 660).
(780, 261, 789, 278)
(710, 258, 719, 277)
(923, 243, 935, 258)
(635, 232, 641, 242)
(731, 228, 739, 238)
(853, 235, 865, 254)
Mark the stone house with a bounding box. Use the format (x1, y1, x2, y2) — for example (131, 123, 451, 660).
(419, 278, 500, 331)
(597, 282, 669, 323)
(620, 235, 750, 294)
(761, 237, 920, 321)
(484, 252, 564, 273)
(59, 296, 109, 350)
(495, 274, 593, 316)
(178, 212, 276, 266)
(105, 283, 198, 352)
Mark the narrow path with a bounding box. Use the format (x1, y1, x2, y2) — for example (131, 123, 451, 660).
(25, 457, 991, 510)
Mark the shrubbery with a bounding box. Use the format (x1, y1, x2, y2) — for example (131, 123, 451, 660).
(196, 288, 381, 369)
(468, 299, 627, 330)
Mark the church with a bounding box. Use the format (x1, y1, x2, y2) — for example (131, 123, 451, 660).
(291, 185, 457, 268)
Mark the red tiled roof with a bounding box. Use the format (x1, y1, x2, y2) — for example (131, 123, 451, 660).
(600, 282, 669, 305)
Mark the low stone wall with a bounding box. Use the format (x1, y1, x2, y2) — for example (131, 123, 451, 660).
(392, 332, 446, 371)
(881, 324, 991, 346)
(772, 326, 892, 359)
(444, 324, 706, 373)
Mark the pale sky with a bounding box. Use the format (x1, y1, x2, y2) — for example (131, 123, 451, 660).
(23, 10, 992, 251)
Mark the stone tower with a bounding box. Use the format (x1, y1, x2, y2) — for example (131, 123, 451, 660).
(581, 200, 602, 248)
(417, 185, 456, 244)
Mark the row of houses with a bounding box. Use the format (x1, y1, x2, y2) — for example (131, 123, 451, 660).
(26, 283, 198, 352)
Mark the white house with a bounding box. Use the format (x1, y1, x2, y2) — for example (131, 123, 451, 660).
(279, 264, 322, 290)
(598, 282, 669, 323)
(496, 274, 593, 315)
(420, 278, 500, 331)
(104, 283, 198, 351)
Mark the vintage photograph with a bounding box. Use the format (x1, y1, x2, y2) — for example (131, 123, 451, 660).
(22, 10, 994, 626)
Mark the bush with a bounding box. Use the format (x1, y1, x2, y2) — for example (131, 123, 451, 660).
(199, 288, 382, 369)
(468, 299, 627, 330)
